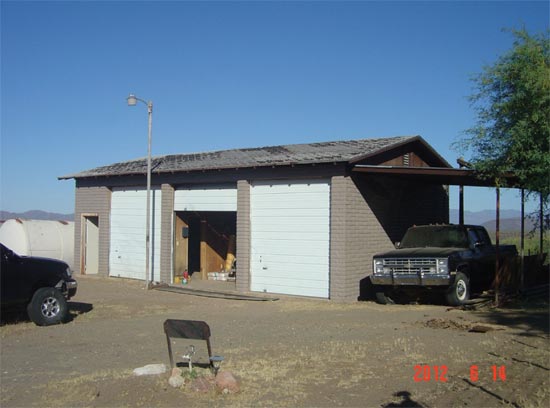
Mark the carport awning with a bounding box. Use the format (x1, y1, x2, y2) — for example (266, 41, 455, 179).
(353, 164, 546, 296)
(352, 165, 520, 187)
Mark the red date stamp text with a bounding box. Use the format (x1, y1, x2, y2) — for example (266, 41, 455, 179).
(413, 365, 506, 382)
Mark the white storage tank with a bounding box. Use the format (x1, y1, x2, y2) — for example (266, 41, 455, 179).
(0, 219, 75, 269)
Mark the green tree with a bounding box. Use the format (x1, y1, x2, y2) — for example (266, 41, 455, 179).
(456, 29, 550, 212)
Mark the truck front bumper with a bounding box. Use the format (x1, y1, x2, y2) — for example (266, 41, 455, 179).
(370, 273, 451, 286)
(66, 280, 78, 298)
(56, 279, 78, 299)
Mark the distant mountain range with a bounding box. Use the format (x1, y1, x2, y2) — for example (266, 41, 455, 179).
(0, 210, 74, 222)
(450, 209, 520, 225)
(449, 209, 536, 233)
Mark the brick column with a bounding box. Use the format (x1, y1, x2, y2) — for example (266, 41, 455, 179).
(236, 180, 251, 292)
(330, 176, 348, 301)
(160, 183, 174, 283)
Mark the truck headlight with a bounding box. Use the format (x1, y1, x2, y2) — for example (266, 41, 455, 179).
(374, 260, 384, 274)
(437, 259, 448, 274)
(66, 266, 73, 278)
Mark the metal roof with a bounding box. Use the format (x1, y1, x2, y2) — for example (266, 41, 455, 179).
(59, 135, 443, 180)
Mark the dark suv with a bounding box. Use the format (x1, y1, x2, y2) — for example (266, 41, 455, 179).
(0, 243, 77, 326)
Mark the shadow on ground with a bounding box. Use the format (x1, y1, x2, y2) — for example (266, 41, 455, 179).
(67, 302, 94, 321)
(358, 276, 449, 305)
(382, 391, 424, 407)
(474, 298, 549, 337)
(1, 302, 94, 326)
(0, 306, 29, 326)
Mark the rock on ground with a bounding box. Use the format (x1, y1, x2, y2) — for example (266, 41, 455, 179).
(132, 364, 167, 376)
(168, 374, 185, 388)
(215, 371, 240, 394)
(171, 368, 183, 377)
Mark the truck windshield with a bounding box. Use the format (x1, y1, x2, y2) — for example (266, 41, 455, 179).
(400, 226, 469, 248)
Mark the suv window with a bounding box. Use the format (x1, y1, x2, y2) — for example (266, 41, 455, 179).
(0, 244, 15, 262)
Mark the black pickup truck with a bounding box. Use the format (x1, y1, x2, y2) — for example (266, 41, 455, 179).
(1, 243, 77, 326)
(371, 225, 517, 306)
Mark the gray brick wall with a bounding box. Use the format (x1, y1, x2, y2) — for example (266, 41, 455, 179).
(74, 185, 111, 277)
(329, 175, 396, 301)
(236, 180, 251, 292)
(160, 184, 174, 283)
(330, 175, 449, 301)
(329, 176, 348, 300)
(343, 176, 396, 301)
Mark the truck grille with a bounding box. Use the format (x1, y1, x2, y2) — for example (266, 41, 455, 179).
(382, 258, 437, 274)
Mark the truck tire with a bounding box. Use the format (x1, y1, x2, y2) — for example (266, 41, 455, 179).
(27, 287, 68, 326)
(446, 272, 470, 306)
(375, 290, 395, 305)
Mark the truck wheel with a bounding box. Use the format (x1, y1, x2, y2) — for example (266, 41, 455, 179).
(27, 287, 68, 326)
(446, 272, 470, 306)
(375, 290, 395, 305)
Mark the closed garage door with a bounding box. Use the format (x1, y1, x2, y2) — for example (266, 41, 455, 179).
(110, 188, 162, 280)
(250, 180, 330, 298)
(174, 185, 237, 211)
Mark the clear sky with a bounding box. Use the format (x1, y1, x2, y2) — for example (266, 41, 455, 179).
(1, 1, 548, 215)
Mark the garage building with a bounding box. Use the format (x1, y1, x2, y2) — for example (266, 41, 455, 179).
(60, 135, 450, 301)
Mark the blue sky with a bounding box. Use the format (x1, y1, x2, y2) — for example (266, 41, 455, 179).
(1, 1, 548, 214)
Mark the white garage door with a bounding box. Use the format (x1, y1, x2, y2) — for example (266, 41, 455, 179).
(250, 180, 330, 298)
(110, 187, 162, 280)
(174, 185, 237, 211)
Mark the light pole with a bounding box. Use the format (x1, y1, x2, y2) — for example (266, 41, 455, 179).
(127, 93, 153, 289)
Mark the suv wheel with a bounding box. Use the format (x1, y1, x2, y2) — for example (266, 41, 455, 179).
(27, 287, 68, 326)
(445, 272, 470, 306)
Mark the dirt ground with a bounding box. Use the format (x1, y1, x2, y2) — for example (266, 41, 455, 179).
(1, 275, 549, 408)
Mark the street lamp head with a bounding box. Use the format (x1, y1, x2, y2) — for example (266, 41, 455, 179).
(127, 94, 138, 106)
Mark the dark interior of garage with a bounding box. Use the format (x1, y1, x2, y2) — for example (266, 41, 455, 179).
(174, 211, 236, 282)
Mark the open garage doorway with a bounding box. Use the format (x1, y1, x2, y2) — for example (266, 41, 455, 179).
(174, 211, 237, 286)
(81, 215, 99, 275)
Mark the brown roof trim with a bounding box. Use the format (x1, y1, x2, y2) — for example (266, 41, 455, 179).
(348, 135, 452, 168)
